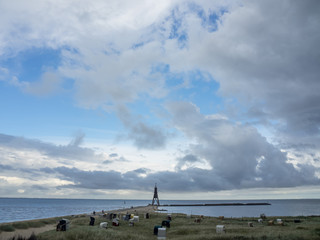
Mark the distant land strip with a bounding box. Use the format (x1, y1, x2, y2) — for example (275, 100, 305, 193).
(160, 203, 271, 207)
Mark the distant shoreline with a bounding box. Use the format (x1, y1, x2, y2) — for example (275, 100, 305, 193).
(0, 197, 319, 200)
(160, 202, 271, 207)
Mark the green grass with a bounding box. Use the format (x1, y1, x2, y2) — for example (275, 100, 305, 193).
(35, 214, 320, 240)
(0, 217, 60, 233)
(12, 222, 29, 229)
(0, 224, 15, 232)
(2, 213, 320, 239)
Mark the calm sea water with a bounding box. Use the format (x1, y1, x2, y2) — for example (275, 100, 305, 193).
(0, 198, 319, 223)
(160, 199, 320, 218)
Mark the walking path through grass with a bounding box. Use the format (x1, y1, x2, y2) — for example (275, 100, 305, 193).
(0, 224, 55, 240)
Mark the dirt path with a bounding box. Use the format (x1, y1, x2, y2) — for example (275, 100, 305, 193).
(0, 224, 55, 240)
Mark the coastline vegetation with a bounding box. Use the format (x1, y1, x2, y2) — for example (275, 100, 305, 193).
(1, 213, 320, 239)
(0, 218, 58, 233)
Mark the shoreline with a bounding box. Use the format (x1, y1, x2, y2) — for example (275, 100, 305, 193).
(160, 202, 271, 207)
(1, 199, 319, 223)
(0, 205, 158, 225)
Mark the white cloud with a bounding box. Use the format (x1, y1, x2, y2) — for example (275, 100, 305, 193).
(188, 0, 320, 138)
(0, 133, 105, 164)
(166, 101, 319, 188)
(0, 0, 176, 54)
(0, 0, 319, 198)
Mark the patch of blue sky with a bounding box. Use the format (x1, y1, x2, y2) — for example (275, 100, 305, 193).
(60, 77, 75, 91)
(164, 4, 229, 50)
(168, 9, 188, 49)
(153, 65, 224, 115)
(174, 75, 223, 116)
(132, 41, 145, 50)
(61, 47, 93, 71)
(1, 47, 62, 83)
(103, 43, 121, 56)
(188, 3, 228, 32)
(168, 12, 182, 39)
(0, 80, 121, 141)
(150, 63, 222, 115)
(123, 98, 173, 142)
(207, 12, 220, 32)
(150, 62, 185, 90)
(151, 62, 170, 74)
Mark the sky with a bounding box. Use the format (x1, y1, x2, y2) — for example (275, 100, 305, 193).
(0, 0, 320, 200)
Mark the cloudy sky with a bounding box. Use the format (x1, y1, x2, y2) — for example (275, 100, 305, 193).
(0, 0, 319, 200)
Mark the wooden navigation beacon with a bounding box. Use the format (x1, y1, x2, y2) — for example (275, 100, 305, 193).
(152, 183, 160, 206)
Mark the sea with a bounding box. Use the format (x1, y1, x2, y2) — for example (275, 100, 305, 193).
(0, 198, 319, 224)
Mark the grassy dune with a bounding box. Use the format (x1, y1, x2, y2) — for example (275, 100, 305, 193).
(0, 218, 57, 232)
(1, 212, 320, 239)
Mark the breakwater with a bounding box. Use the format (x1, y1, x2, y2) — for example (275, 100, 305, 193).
(160, 202, 271, 207)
